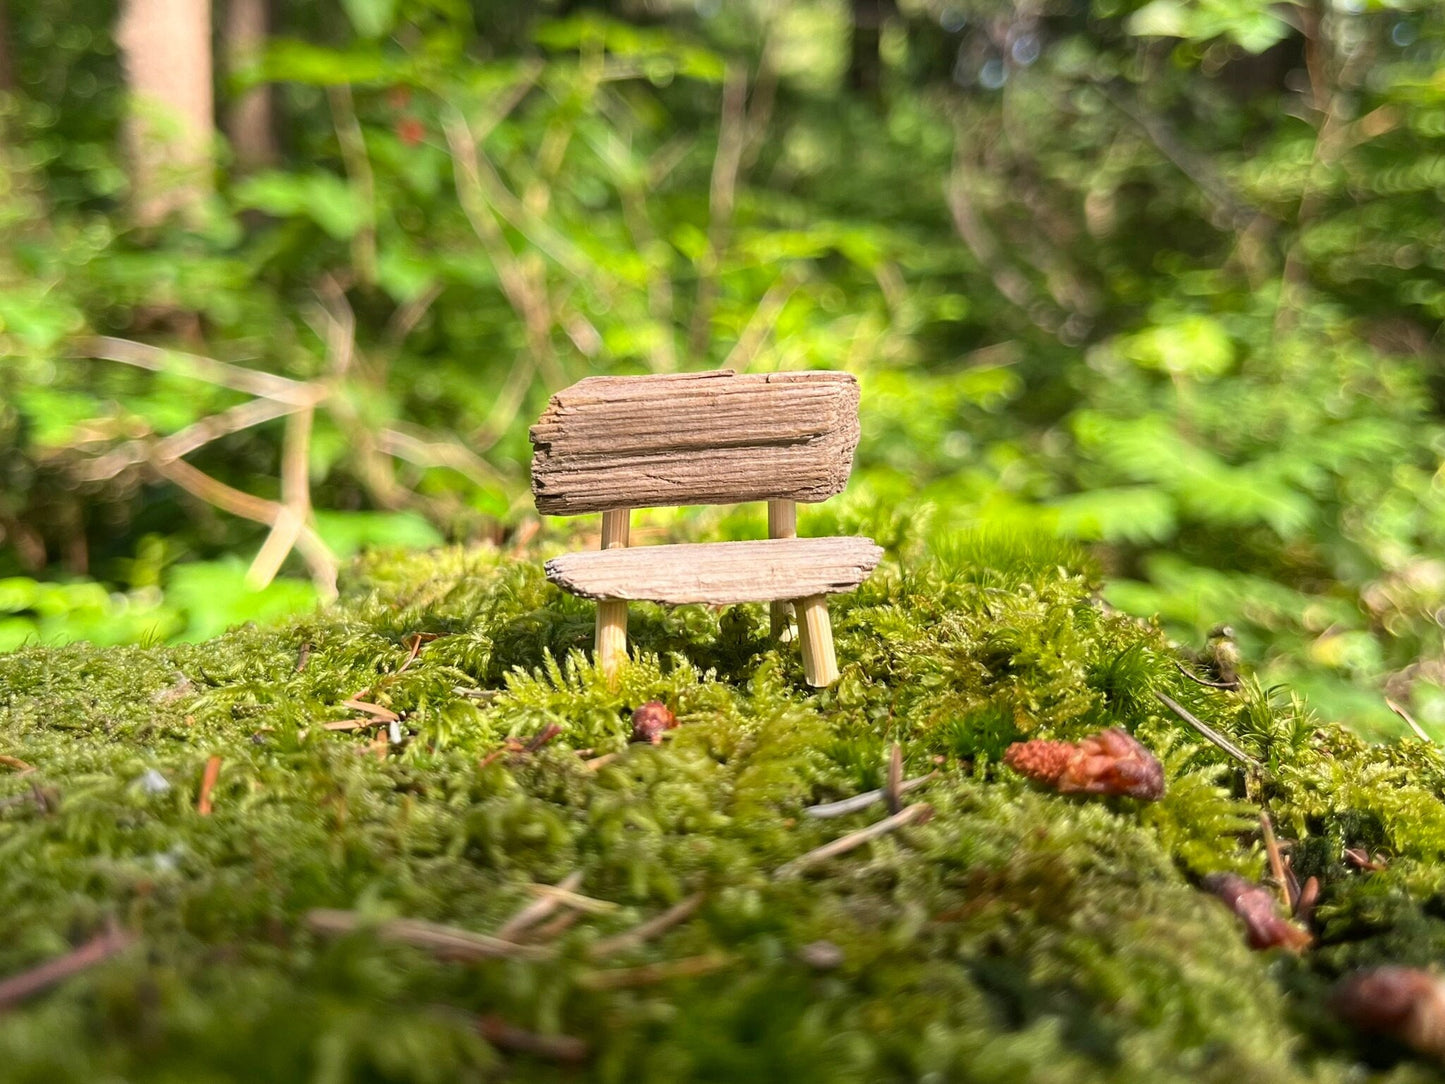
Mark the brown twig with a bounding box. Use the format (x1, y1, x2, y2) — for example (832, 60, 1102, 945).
(197, 755, 222, 816)
(79, 336, 314, 404)
(0, 923, 134, 1013)
(689, 65, 749, 359)
(588, 893, 705, 959)
(0, 755, 33, 774)
(475, 1014, 589, 1063)
(151, 456, 338, 599)
(775, 803, 933, 879)
(247, 405, 315, 589)
(328, 85, 377, 286)
(305, 910, 547, 961)
(885, 743, 903, 816)
(578, 952, 731, 991)
(494, 872, 584, 942)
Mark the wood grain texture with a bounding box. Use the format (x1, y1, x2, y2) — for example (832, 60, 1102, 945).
(530, 370, 860, 515)
(545, 537, 882, 605)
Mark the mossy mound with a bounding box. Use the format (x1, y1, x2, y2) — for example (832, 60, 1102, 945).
(3, 533, 1445, 1082)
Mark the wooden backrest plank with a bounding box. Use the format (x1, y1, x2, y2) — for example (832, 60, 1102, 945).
(530, 370, 860, 515)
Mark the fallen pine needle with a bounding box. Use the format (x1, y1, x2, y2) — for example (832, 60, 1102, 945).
(0, 924, 134, 1013)
(305, 909, 548, 961)
(0, 755, 34, 774)
(1386, 697, 1432, 742)
(1260, 812, 1293, 910)
(197, 756, 222, 816)
(804, 773, 937, 819)
(341, 699, 401, 723)
(589, 893, 705, 959)
(495, 872, 583, 941)
(1155, 691, 1260, 769)
(776, 803, 934, 879)
(476, 1014, 589, 1062)
(585, 753, 620, 771)
(578, 952, 732, 991)
(525, 883, 617, 915)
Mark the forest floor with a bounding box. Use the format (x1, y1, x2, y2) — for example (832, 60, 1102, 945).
(1, 535, 1444, 1082)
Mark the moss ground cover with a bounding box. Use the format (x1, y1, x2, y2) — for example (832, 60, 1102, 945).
(2, 529, 1445, 1082)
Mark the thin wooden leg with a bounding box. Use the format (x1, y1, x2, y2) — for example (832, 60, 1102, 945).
(768, 499, 797, 641)
(795, 594, 838, 687)
(595, 509, 630, 681)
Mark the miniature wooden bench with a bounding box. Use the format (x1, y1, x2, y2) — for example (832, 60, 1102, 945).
(529, 369, 881, 686)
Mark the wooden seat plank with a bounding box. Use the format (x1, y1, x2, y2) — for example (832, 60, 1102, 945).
(545, 537, 882, 606)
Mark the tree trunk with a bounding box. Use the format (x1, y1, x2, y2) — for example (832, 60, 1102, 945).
(849, 0, 896, 98)
(116, 0, 214, 226)
(222, 0, 276, 171)
(0, 0, 15, 94)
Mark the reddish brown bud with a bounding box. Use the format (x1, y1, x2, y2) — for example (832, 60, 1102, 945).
(1202, 872, 1312, 952)
(1003, 727, 1164, 801)
(1332, 966, 1445, 1062)
(630, 701, 677, 745)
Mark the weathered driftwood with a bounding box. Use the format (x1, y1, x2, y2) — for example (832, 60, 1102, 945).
(530, 370, 860, 515)
(545, 537, 882, 606)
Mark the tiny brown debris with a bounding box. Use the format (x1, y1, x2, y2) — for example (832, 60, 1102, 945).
(1201, 872, 1312, 952)
(1003, 727, 1164, 801)
(0, 755, 34, 774)
(1295, 876, 1320, 924)
(1332, 966, 1445, 1063)
(196, 755, 222, 816)
(630, 701, 677, 745)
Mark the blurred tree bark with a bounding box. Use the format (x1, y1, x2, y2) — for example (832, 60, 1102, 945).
(0, 0, 13, 93)
(849, 0, 895, 97)
(223, 0, 276, 171)
(116, 0, 214, 226)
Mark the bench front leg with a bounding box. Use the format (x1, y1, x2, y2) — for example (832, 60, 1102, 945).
(767, 499, 797, 641)
(595, 508, 630, 681)
(794, 594, 838, 687)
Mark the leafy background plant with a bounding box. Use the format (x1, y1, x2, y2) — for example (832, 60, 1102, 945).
(3, 0, 1444, 738)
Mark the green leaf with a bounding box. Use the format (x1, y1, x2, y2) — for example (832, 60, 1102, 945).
(232, 172, 364, 240)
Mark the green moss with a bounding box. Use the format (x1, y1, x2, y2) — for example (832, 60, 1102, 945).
(1, 531, 1443, 1082)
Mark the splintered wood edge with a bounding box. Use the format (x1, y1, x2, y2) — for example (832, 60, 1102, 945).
(529, 371, 860, 514)
(544, 537, 883, 605)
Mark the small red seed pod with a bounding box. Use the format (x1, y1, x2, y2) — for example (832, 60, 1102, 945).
(630, 701, 677, 745)
(1201, 872, 1312, 952)
(1003, 727, 1164, 801)
(1332, 966, 1445, 1063)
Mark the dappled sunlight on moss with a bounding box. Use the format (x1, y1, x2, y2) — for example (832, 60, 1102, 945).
(1, 532, 1444, 1080)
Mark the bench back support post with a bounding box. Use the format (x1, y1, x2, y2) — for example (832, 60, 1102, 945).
(595, 508, 631, 680)
(795, 594, 838, 687)
(767, 499, 797, 641)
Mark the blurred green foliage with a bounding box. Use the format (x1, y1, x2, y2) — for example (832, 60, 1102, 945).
(2, 0, 1444, 736)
